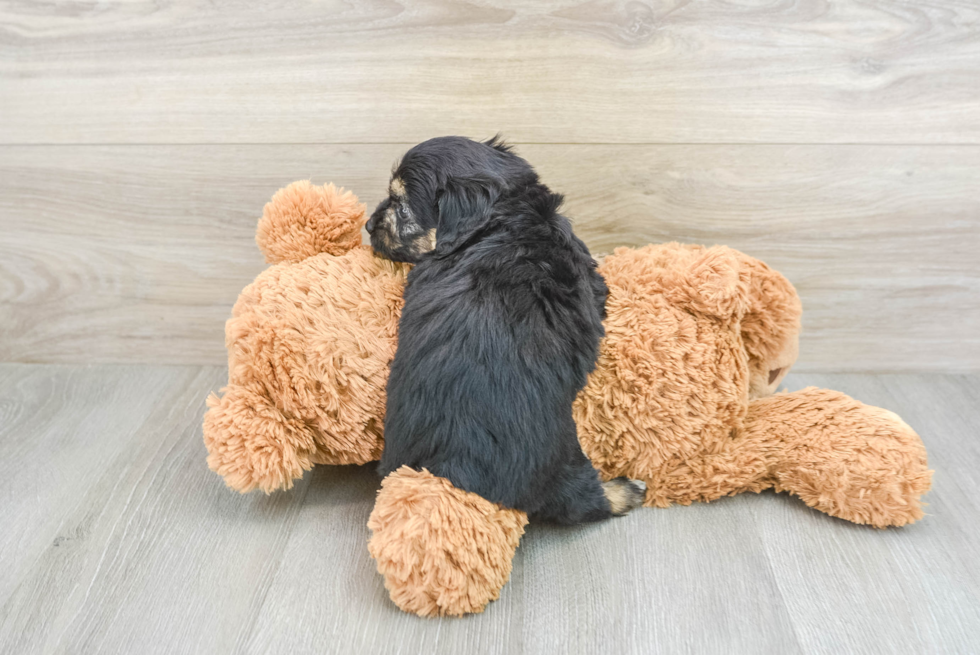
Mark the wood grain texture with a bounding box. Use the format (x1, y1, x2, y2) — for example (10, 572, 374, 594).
(762, 372, 980, 653)
(1, 144, 977, 370)
(0, 364, 978, 654)
(0, 364, 196, 602)
(241, 464, 528, 655)
(0, 364, 314, 655)
(1, 1, 979, 144)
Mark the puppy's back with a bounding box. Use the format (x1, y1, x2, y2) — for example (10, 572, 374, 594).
(380, 187, 608, 514)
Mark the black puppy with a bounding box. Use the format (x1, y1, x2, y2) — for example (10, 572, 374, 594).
(367, 136, 643, 524)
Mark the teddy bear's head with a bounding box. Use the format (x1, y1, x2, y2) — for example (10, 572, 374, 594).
(737, 256, 802, 399)
(573, 242, 802, 495)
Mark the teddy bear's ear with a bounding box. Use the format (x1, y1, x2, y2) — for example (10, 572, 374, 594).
(256, 181, 366, 264)
(681, 246, 752, 319)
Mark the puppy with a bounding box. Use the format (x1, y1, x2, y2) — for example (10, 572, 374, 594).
(367, 136, 643, 524)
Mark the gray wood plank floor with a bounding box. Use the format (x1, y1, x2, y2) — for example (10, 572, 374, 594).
(1, 364, 977, 654)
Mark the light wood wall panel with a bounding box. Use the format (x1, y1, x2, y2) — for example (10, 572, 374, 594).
(1, 1, 979, 144)
(1, 144, 976, 370)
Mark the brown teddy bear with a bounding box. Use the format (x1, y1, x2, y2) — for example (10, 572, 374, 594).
(203, 181, 932, 618)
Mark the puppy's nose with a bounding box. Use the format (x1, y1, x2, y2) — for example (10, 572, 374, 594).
(365, 214, 379, 233)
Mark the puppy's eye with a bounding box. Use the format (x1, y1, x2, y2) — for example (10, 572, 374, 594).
(397, 205, 409, 220)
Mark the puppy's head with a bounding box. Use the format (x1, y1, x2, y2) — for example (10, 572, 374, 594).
(366, 136, 538, 262)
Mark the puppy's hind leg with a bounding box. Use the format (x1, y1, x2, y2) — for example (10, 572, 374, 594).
(530, 450, 644, 525)
(602, 477, 646, 516)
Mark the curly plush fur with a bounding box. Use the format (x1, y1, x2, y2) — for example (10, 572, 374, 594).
(204, 185, 410, 492)
(203, 180, 932, 616)
(367, 466, 528, 616)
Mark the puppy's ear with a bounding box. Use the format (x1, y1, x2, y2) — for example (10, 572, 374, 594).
(435, 177, 500, 250)
(483, 134, 514, 155)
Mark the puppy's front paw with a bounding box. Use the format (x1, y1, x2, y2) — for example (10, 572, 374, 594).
(602, 477, 645, 516)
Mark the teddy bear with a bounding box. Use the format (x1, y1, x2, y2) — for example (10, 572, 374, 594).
(203, 181, 932, 617)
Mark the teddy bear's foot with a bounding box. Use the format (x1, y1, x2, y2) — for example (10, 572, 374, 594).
(203, 384, 318, 493)
(746, 388, 933, 528)
(367, 467, 528, 617)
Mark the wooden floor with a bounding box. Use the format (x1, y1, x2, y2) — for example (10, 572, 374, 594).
(0, 365, 977, 654)
(3, 2, 978, 652)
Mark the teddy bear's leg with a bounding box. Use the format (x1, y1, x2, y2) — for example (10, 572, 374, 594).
(203, 383, 318, 493)
(740, 388, 932, 527)
(367, 466, 528, 617)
